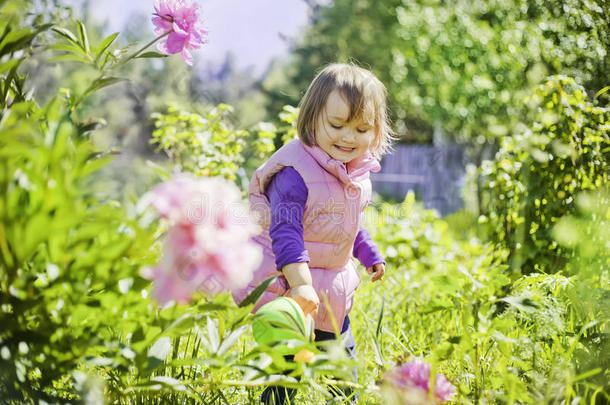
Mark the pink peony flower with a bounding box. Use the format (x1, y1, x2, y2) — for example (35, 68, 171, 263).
(385, 358, 455, 404)
(152, 0, 207, 65)
(144, 174, 262, 304)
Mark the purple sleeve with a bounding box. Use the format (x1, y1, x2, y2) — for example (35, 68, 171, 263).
(353, 226, 385, 269)
(264, 167, 310, 270)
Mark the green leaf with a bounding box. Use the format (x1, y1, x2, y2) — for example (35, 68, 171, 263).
(95, 32, 118, 63)
(81, 153, 116, 177)
(136, 51, 170, 58)
(49, 43, 87, 55)
(84, 356, 115, 367)
(572, 367, 602, 382)
(217, 325, 248, 357)
(0, 58, 21, 74)
(147, 337, 171, 371)
(87, 76, 125, 92)
(371, 336, 384, 366)
(160, 312, 199, 338)
(376, 296, 385, 339)
(149, 376, 187, 391)
(129, 377, 200, 400)
(118, 278, 133, 294)
(77, 119, 107, 135)
(98, 51, 113, 70)
(51, 26, 79, 45)
(594, 86, 609, 99)
(77, 76, 126, 103)
(77, 21, 89, 53)
(501, 296, 539, 314)
(206, 316, 220, 353)
(0, 27, 35, 55)
(239, 275, 278, 308)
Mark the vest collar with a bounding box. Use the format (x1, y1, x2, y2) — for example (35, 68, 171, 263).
(300, 140, 381, 185)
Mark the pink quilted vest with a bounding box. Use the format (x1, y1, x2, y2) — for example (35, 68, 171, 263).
(233, 139, 381, 332)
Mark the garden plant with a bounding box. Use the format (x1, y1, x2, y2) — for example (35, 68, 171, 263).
(0, 0, 608, 404)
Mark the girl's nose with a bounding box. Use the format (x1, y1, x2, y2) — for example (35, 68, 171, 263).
(342, 129, 356, 142)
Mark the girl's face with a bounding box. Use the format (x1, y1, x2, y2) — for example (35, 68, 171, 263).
(314, 89, 376, 163)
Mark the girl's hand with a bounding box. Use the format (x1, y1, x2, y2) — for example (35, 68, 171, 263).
(286, 284, 319, 317)
(367, 262, 385, 282)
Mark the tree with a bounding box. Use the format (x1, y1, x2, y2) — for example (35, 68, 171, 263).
(263, 0, 609, 145)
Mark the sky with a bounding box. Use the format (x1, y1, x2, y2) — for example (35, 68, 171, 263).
(61, 0, 311, 77)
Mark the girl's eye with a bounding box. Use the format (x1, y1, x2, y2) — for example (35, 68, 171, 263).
(357, 128, 369, 133)
(330, 124, 342, 129)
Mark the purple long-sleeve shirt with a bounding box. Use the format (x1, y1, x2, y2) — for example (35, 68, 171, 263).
(264, 166, 385, 271)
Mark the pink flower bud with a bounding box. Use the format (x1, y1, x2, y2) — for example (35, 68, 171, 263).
(385, 358, 456, 404)
(146, 174, 262, 304)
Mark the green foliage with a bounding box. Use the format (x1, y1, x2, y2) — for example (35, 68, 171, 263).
(0, 1, 53, 110)
(276, 105, 300, 146)
(481, 76, 610, 274)
(101, 289, 359, 404)
(148, 102, 299, 188)
(553, 190, 610, 278)
(0, 4, 191, 402)
(2, 1, 608, 403)
(150, 102, 249, 180)
(248, 121, 277, 166)
(97, 192, 608, 404)
(391, 0, 609, 142)
(0, 91, 162, 402)
(103, 296, 258, 404)
(553, 189, 610, 396)
(47, 21, 138, 110)
(265, 0, 609, 144)
(245, 105, 299, 174)
(356, 193, 609, 403)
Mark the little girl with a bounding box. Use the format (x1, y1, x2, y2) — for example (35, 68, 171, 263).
(233, 62, 394, 403)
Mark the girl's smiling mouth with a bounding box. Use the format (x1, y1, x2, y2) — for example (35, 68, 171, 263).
(335, 145, 355, 152)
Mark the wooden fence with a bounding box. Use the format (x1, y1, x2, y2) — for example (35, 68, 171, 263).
(371, 144, 466, 216)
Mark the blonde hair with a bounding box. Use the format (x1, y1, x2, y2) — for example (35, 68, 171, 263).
(296, 62, 395, 160)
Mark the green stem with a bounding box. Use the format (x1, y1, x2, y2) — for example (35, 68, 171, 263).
(111, 29, 172, 70)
